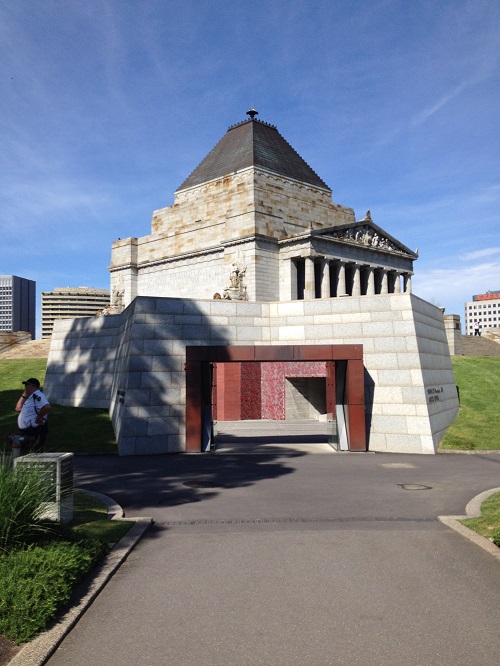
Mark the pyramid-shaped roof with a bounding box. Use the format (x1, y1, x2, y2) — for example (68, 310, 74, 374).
(177, 115, 330, 191)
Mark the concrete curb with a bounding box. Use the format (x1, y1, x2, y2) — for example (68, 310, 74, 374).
(438, 487, 500, 562)
(8, 492, 153, 666)
(79, 489, 124, 520)
(437, 450, 500, 455)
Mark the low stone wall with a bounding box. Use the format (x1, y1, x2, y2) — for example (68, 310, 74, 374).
(44, 293, 459, 455)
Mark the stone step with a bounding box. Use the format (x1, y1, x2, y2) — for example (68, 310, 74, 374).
(0, 338, 51, 359)
(461, 335, 500, 356)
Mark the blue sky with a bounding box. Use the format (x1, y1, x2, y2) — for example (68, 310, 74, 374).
(1, 0, 499, 337)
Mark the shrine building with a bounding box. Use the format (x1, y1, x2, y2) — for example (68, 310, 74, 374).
(45, 110, 459, 455)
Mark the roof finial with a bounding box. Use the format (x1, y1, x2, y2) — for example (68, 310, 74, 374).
(246, 107, 258, 119)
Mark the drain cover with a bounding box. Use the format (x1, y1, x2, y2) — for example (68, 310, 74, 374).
(183, 480, 220, 489)
(398, 483, 432, 491)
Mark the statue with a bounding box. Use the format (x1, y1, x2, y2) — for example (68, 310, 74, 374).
(230, 263, 243, 288)
(223, 259, 248, 301)
(112, 285, 124, 308)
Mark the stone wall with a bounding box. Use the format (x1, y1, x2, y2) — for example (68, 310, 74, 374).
(443, 314, 463, 355)
(44, 292, 459, 455)
(109, 167, 357, 308)
(46, 315, 120, 408)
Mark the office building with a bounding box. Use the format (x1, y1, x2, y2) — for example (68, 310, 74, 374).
(464, 290, 500, 334)
(41, 287, 110, 338)
(0, 275, 36, 339)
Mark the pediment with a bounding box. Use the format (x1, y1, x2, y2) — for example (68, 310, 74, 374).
(318, 214, 417, 258)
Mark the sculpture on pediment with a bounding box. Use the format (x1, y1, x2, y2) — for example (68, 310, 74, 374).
(330, 222, 406, 255)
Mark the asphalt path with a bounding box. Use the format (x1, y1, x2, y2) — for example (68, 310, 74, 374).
(47, 450, 500, 666)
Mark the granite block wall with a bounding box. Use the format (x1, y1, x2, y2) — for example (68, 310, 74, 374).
(44, 292, 459, 455)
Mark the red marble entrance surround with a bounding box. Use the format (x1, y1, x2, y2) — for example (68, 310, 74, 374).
(185, 344, 366, 452)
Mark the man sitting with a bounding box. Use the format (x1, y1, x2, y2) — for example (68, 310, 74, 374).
(15, 378, 51, 454)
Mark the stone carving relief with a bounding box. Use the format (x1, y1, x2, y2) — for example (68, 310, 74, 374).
(329, 213, 410, 255)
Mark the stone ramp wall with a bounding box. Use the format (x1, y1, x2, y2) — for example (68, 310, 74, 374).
(43, 293, 459, 455)
(45, 315, 121, 408)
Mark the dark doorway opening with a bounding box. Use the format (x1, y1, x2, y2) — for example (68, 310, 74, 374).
(186, 345, 366, 453)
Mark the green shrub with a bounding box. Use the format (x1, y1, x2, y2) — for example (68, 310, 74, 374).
(0, 456, 59, 554)
(0, 538, 108, 644)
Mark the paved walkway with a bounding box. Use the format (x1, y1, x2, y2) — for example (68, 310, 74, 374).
(214, 419, 334, 454)
(42, 449, 500, 666)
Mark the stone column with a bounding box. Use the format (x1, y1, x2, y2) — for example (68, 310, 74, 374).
(380, 270, 388, 294)
(289, 259, 298, 300)
(337, 261, 347, 297)
(393, 272, 401, 293)
(351, 264, 361, 296)
(403, 273, 412, 293)
(304, 257, 315, 299)
(321, 259, 331, 298)
(366, 267, 375, 295)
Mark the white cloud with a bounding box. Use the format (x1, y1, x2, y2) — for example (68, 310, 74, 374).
(2, 179, 112, 234)
(410, 81, 470, 128)
(413, 258, 500, 318)
(461, 247, 500, 261)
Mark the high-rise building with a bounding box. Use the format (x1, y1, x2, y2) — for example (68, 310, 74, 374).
(464, 290, 500, 335)
(41, 287, 110, 338)
(0, 275, 36, 338)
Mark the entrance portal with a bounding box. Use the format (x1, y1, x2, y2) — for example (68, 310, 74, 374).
(185, 345, 366, 453)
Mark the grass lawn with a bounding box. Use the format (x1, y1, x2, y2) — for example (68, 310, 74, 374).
(0, 358, 117, 455)
(71, 490, 134, 543)
(460, 491, 500, 547)
(439, 356, 500, 451)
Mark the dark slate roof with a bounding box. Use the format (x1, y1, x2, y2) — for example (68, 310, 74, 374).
(177, 118, 330, 191)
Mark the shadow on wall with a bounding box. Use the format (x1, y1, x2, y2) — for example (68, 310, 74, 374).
(364, 369, 375, 450)
(44, 296, 234, 455)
